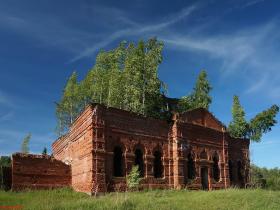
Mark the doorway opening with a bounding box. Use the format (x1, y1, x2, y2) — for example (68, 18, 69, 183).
(113, 146, 123, 177)
(201, 167, 209, 190)
(153, 151, 163, 178)
(134, 148, 144, 177)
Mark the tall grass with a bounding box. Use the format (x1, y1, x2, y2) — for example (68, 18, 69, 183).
(1, 188, 280, 210)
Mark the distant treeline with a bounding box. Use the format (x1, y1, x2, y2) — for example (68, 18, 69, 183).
(250, 164, 280, 190)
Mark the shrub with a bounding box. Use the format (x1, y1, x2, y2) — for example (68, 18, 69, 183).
(126, 165, 142, 191)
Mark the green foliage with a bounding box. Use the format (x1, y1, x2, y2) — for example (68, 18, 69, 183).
(228, 95, 279, 142)
(0, 156, 11, 190)
(56, 72, 81, 135)
(21, 133, 31, 154)
(0, 156, 11, 167)
(178, 70, 212, 112)
(56, 38, 166, 135)
(42, 147, 47, 155)
(247, 105, 279, 142)
(126, 165, 142, 191)
(1, 188, 280, 210)
(177, 95, 192, 113)
(250, 164, 267, 188)
(250, 164, 280, 190)
(228, 95, 248, 138)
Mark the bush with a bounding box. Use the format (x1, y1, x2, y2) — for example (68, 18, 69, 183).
(126, 165, 142, 191)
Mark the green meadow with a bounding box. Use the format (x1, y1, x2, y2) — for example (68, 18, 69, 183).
(1, 188, 280, 210)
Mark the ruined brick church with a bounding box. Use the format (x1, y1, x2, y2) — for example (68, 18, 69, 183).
(11, 103, 250, 194)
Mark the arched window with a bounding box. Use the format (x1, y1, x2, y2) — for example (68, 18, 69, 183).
(135, 148, 144, 177)
(153, 151, 163, 178)
(113, 146, 123, 177)
(187, 153, 195, 179)
(213, 153, 220, 182)
(228, 160, 234, 183)
(200, 150, 207, 160)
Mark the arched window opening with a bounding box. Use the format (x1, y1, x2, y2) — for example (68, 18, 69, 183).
(213, 153, 220, 182)
(113, 146, 123, 177)
(200, 150, 207, 160)
(187, 153, 195, 179)
(153, 151, 163, 178)
(135, 148, 144, 177)
(228, 160, 234, 183)
(237, 161, 243, 182)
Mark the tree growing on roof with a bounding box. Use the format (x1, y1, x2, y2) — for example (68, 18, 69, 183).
(55, 38, 167, 136)
(178, 70, 212, 112)
(228, 95, 247, 138)
(21, 133, 31, 154)
(228, 95, 279, 142)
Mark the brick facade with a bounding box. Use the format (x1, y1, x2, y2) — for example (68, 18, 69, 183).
(50, 104, 250, 194)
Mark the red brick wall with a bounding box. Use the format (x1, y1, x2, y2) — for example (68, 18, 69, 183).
(228, 137, 250, 187)
(173, 122, 230, 190)
(178, 108, 225, 132)
(12, 153, 71, 191)
(51, 104, 250, 193)
(52, 105, 94, 194)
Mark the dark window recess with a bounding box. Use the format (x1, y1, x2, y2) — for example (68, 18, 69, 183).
(213, 154, 220, 182)
(228, 160, 234, 183)
(237, 161, 243, 181)
(135, 149, 144, 177)
(113, 146, 123, 177)
(153, 151, 163, 178)
(187, 153, 195, 179)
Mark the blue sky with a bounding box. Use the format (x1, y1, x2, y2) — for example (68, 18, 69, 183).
(0, 0, 279, 168)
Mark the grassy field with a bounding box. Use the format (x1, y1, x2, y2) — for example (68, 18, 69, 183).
(1, 188, 280, 210)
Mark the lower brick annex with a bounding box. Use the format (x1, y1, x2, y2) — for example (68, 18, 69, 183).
(11, 103, 250, 194)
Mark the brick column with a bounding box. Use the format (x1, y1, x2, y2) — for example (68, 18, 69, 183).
(171, 122, 185, 189)
(222, 130, 230, 189)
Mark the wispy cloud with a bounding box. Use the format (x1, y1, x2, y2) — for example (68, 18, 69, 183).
(0, 111, 14, 122)
(70, 5, 198, 62)
(160, 20, 280, 99)
(241, 0, 265, 9)
(0, 13, 95, 55)
(0, 3, 198, 63)
(1, 1, 279, 101)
